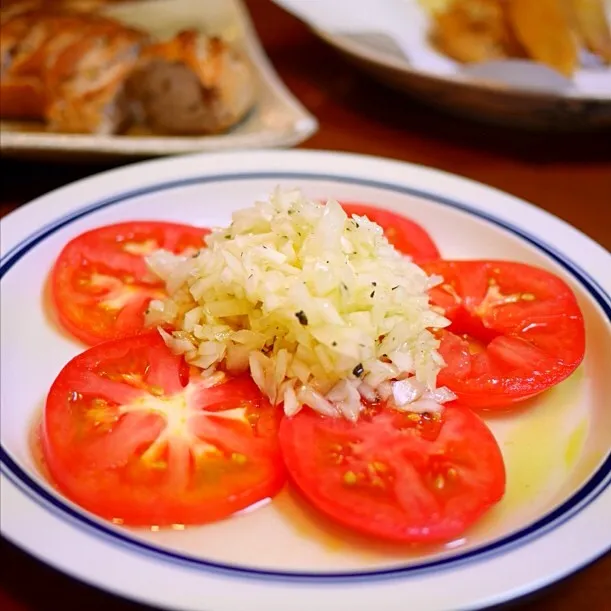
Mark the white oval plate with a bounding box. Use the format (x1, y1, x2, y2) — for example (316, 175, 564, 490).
(271, 0, 611, 130)
(1, 150, 610, 611)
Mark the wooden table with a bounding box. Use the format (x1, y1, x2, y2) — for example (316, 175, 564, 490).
(1, 1, 610, 610)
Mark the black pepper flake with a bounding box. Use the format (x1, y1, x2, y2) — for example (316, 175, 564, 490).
(341, 282, 348, 291)
(295, 310, 308, 325)
(392, 285, 399, 290)
(372, 282, 377, 286)
(332, 341, 337, 347)
(370, 290, 375, 298)
(352, 363, 364, 378)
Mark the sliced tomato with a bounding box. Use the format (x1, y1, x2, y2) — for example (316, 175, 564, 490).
(423, 260, 586, 408)
(42, 333, 285, 526)
(280, 404, 505, 543)
(339, 202, 441, 262)
(51, 221, 209, 345)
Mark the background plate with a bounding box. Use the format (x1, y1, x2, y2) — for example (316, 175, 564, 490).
(272, 0, 611, 130)
(0, 0, 318, 161)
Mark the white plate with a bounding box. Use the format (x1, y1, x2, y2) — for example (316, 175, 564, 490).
(1, 150, 610, 611)
(0, 0, 317, 161)
(272, 0, 611, 130)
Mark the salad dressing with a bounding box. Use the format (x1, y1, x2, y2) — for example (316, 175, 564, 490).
(29, 374, 589, 546)
(27, 364, 595, 569)
(267, 372, 592, 561)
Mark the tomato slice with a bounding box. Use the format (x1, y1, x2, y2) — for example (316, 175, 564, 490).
(279, 404, 505, 543)
(51, 221, 209, 345)
(423, 260, 586, 408)
(339, 202, 441, 262)
(42, 333, 285, 526)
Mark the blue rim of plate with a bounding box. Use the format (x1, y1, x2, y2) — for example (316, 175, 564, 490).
(1, 171, 610, 584)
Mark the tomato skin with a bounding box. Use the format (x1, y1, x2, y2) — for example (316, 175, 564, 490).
(339, 202, 441, 263)
(423, 260, 586, 408)
(51, 221, 210, 346)
(42, 333, 285, 526)
(279, 404, 505, 543)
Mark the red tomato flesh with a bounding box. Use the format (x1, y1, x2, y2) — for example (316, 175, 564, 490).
(51, 221, 209, 345)
(423, 260, 586, 408)
(340, 202, 441, 262)
(280, 404, 505, 543)
(42, 333, 285, 526)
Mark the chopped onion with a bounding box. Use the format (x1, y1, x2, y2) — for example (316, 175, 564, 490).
(391, 377, 426, 407)
(146, 188, 450, 420)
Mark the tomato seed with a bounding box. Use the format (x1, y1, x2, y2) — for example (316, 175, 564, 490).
(343, 471, 358, 485)
(330, 452, 345, 465)
(231, 452, 247, 465)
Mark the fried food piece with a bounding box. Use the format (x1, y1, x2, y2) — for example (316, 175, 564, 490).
(424, 0, 611, 74)
(568, 0, 611, 62)
(127, 30, 256, 135)
(418, 0, 454, 13)
(507, 0, 579, 76)
(44, 23, 146, 133)
(0, 5, 147, 130)
(430, 0, 524, 63)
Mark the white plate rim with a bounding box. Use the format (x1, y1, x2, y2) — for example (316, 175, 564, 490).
(1, 149, 610, 611)
(313, 28, 611, 102)
(0, 0, 318, 158)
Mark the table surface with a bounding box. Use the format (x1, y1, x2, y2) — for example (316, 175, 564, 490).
(1, 1, 610, 610)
